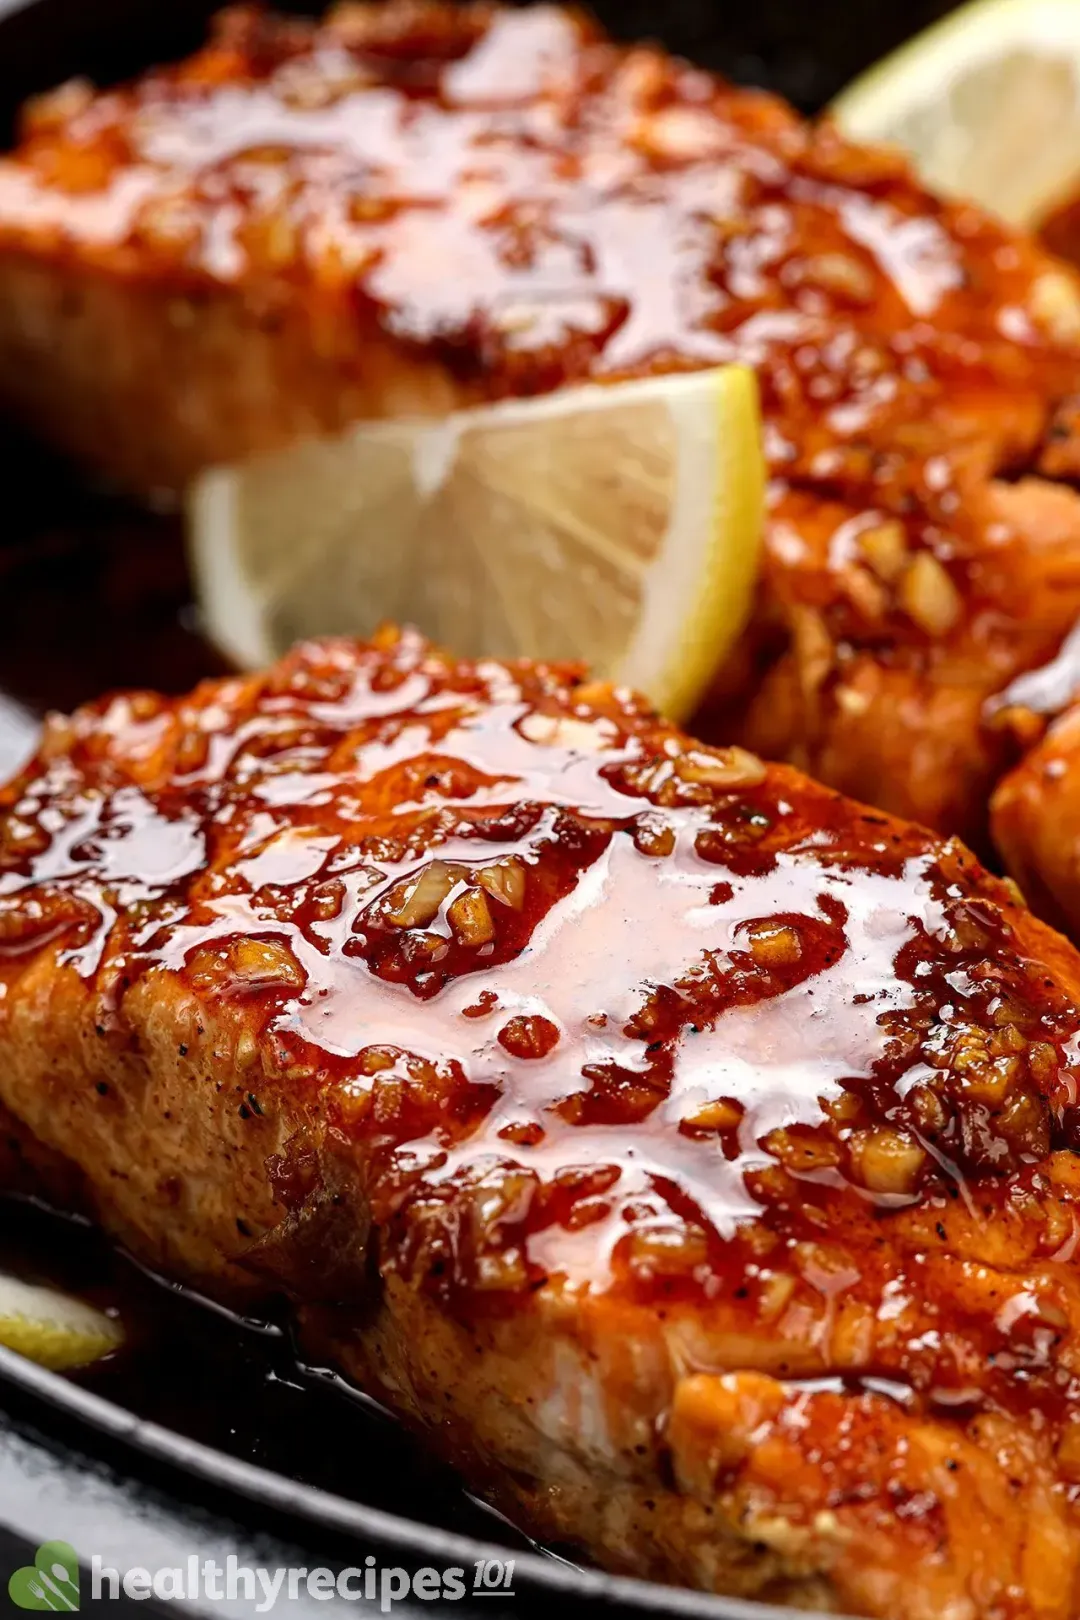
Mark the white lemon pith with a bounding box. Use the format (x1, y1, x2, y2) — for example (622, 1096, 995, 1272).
(189, 365, 764, 723)
(0, 1273, 123, 1370)
(832, 0, 1080, 228)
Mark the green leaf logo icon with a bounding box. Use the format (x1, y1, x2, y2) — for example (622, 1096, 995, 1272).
(8, 1542, 79, 1610)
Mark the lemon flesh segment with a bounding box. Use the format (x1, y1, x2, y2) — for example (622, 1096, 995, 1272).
(0, 1274, 123, 1370)
(832, 0, 1080, 228)
(190, 365, 764, 724)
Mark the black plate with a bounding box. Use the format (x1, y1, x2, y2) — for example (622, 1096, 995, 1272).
(0, 0, 960, 1612)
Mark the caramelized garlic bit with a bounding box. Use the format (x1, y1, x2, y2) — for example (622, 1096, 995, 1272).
(848, 1127, 926, 1196)
(835, 684, 871, 717)
(235, 1028, 259, 1070)
(1026, 1040, 1059, 1085)
(998, 1088, 1050, 1156)
(986, 1019, 1025, 1051)
(447, 886, 496, 946)
(24, 76, 94, 131)
(519, 713, 614, 751)
(1029, 1292, 1069, 1330)
(984, 700, 1041, 741)
(634, 817, 676, 858)
(899, 551, 962, 637)
(764, 1127, 840, 1173)
(39, 713, 78, 760)
(674, 745, 766, 789)
(908, 1082, 948, 1135)
(791, 605, 834, 711)
(1039, 1198, 1073, 1256)
(278, 59, 373, 109)
(843, 565, 888, 620)
(0, 817, 47, 858)
(473, 1249, 529, 1291)
(403, 930, 448, 960)
(745, 921, 802, 967)
(825, 1089, 862, 1125)
(370, 623, 406, 653)
(682, 1097, 743, 1131)
(571, 679, 618, 709)
(1030, 269, 1080, 343)
(281, 74, 342, 111)
(942, 901, 993, 953)
(498, 1014, 560, 1060)
(387, 861, 457, 928)
(477, 858, 526, 910)
(308, 879, 346, 921)
(613, 47, 669, 102)
(498, 1119, 546, 1148)
(758, 1272, 796, 1321)
(232, 938, 304, 988)
(142, 196, 202, 253)
(359, 1045, 398, 1076)
(831, 1299, 875, 1368)
(801, 251, 874, 303)
(635, 105, 729, 160)
(627, 1223, 709, 1274)
(858, 520, 909, 583)
(951, 1030, 1019, 1104)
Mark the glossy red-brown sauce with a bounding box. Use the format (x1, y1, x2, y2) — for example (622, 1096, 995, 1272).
(4, 2, 1080, 812)
(6, 13, 1080, 1593)
(4, 4, 1076, 438)
(4, 631, 1080, 1440)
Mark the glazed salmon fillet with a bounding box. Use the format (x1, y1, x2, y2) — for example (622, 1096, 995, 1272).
(4, 5, 1080, 848)
(990, 644, 1080, 941)
(6, 629, 1080, 1617)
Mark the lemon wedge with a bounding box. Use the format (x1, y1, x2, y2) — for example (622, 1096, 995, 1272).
(0, 1274, 123, 1371)
(189, 366, 763, 723)
(832, 0, 1080, 228)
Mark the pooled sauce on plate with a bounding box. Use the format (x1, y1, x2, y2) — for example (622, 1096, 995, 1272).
(0, 1196, 535, 1552)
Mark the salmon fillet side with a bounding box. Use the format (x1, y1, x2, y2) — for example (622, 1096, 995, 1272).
(4, 4, 1080, 847)
(6, 628, 1080, 1616)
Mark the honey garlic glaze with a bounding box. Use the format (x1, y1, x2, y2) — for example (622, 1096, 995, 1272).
(4, 1, 1076, 419)
(4, 631, 1080, 1443)
(6, 2, 1080, 861)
